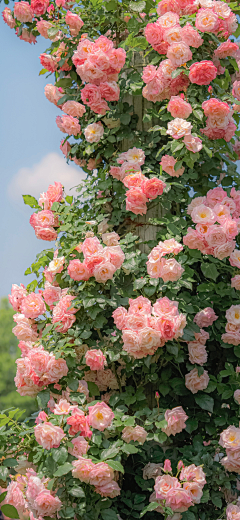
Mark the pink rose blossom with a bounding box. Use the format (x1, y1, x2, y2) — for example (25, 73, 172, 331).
(155, 475, 180, 499)
(93, 261, 116, 283)
(126, 187, 148, 215)
(2, 7, 15, 28)
(89, 462, 114, 487)
(43, 282, 61, 308)
(40, 53, 58, 72)
(163, 406, 188, 436)
(231, 275, 240, 291)
(160, 155, 185, 177)
(232, 81, 240, 102)
(34, 491, 62, 517)
(95, 481, 120, 498)
(31, 0, 49, 15)
(142, 177, 166, 199)
(166, 488, 193, 512)
(65, 10, 84, 36)
(167, 42, 192, 67)
(21, 293, 46, 319)
(14, 1, 33, 22)
(67, 259, 90, 281)
(181, 23, 203, 48)
(129, 296, 152, 315)
(184, 134, 202, 153)
(56, 115, 80, 136)
(122, 425, 147, 444)
(85, 350, 107, 371)
(112, 307, 127, 330)
(62, 100, 86, 118)
(189, 60, 217, 85)
(157, 11, 179, 29)
(215, 40, 239, 59)
(9, 283, 27, 312)
(36, 20, 53, 39)
(53, 399, 71, 415)
(67, 413, 92, 437)
(234, 389, 240, 404)
(188, 341, 208, 365)
(185, 368, 209, 394)
(145, 22, 163, 45)
(167, 96, 192, 119)
(88, 402, 114, 431)
(45, 84, 64, 107)
(167, 118, 192, 139)
(195, 8, 219, 32)
(35, 422, 65, 449)
(68, 436, 89, 457)
(157, 0, 180, 15)
(159, 258, 184, 282)
(84, 122, 104, 143)
(194, 307, 218, 328)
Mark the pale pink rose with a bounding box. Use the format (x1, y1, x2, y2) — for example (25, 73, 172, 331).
(123, 173, 145, 189)
(188, 341, 208, 365)
(12, 314, 38, 343)
(89, 462, 114, 487)
(35, 411, 48, 424)
(68, 436, 89, 457)
(88, 402, 114, 431)
(160, 155, 185, 177)
(112, 307, 127, 330)
(82, 237, 103, 258)
(147, 259, 162, 278)
(215, 40, 239, 60)
(4, 481, 27, 517)
(166, 118, 192, 139)
(53, 399, 71, 415)
(142, 177, 166, 199)
(180, 464, 206, 488)
(9, 283, 27, 312)
(232, 81, 240, 102)
(34, 491, 62, 517)
(48, 255, 65, 275)
(184, 134, 202, 153)
(153, 296, 178, 316)
(181, 23, 203, 48)
(30, 209, 58, 231)
(72, 457, 95, 483)
(194, 329, 209, 344)
(226, 305, 240, 326)
(105, 245, 125, 269)
(119, 147, 145, 166)
(85, 350, 107, 371)
(166, 488, 193, 512)
(159, 258, 184, 282)
(46, 356, 68, 382)
(43, 282, 61, 308)
(154, 475, 181, 500)
(65, 10, 84, 36)
(195, 8, 219, 32)
(40, 53, 58, 72)
(129, 296, 152, 315)
(27, 346, 49, 377)
(14, 1, 33, 22)
(194, 307, 218, 328)
(84, 252, 107, 274)
(230, 249, 240, 268)
(35, 226, 58, 241)
(187, 196, 206, 215)
(215, 238, 237, 260)
(205, 224, 226, 248)
(206, 186, 227, 207)
(93, 261, 116, 283)
(191, 204, 216, 225)
(95, 481, 120, 498)
(21, 293, 46, 319)
(185, 368, 209, 394)
(67, 259, 90, 281)
(221, 451, 240, 473)
(99, 82, 120, 101)
(157, 0, 180, 15)
(163, 24, 182, 45)
(163, 406, 188, 436)
(219, 425, 240, 450)
(226, 504, 240, 520)
(189, 60, 217, 85)
(183, 482, 203, 504)
(45, 84, 64, 107)
(18, 340, 34, 357)
(142, 64, 157, 83)
(36, 19, 53, 39)
(56, 115, 80, 136)
(167, 96, 192, 119)
(222, 331, 240, 346)
(126, 187, 148, 215)
(145, 22, 163, 45)
(231, 276, 240, 291)
(84, 122, 104, 143)
(234, 390, 240, 404)
(122, 330, 142, 358)
(167, 42, 192, 67)
(159, 58, 176, 79)
(102, 232, 120, 246)
(157, 11, 179, 29)
(122, 425, 147, 444)
(62, 100, 86, 118)
(2, 7, 15, 28)
(138, 327, 163, 356)
(159, 238, 183, 256)
(34, 422, 65, 449)
(31, 0, 49, 15)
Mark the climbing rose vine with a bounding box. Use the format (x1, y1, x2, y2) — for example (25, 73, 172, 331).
(1, 0, 240, 519)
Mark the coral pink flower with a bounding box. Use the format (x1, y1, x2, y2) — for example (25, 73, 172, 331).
(184, 135, 202, 153)
(230, 249, 240, 268)
(180, 464, 206, 487)
(2, 7, 15, 28)
(62, 100, 86, 118)
(159, 258, 184, 282)
(85, 350, 107, 371)
(129, 296, 152, 315)
(72, 457, 95, 483)
(105, 245, 125, 269)
(189, 61, 217, 85)
(112, 307, 127, 330)
(185, 368, 209, 394)
(30, 207, 58, 228)
(99, 81, 120, 101)
(21, 293, 46, 319)
(9, 283, 27, 312)
(142, 64, 157, 83)
(65, 10, 84, 36)
(157, 11, 179, 29)
(181, 23, 203, 48)
(163, 406, 188, 436)
(84, 122, 104, 143)
(89, 462, 114, 487)
(219, 425, 240, 450)
(194, 307, 218, 327)
(232, 81, 240, 102)
(167, 96, 192, 119)
(88, 402, 114, 431)
(36, 19, 53, 39)
(95, 481, 121, 498)
(215, 40, 239, 59)
(167, 118, 192, 139)
(40, 53, 58, 72)
(188, 341, 208, 365)
(122, 426, 147, 444)
(167, 42, 192, 67)
(195, 7, 219, 32)
(31, 0, 49, 15)
(56, 115, 81, 136)
(14, 1, 33, 22)
(102, 232, 120, 246)
(157, 0, 180, 15)
(231, 275, 240, 291)
(34, 491, 62, 517)
(68, 259, 91, 281)
(145, 22, 163, 45)
(126, 187, 148, 215)
(35, 422, 65, 449)
(154, 475, 180, 499)
(191, 204, 216, 224)
(93, 261, 116, 283)
(160, 155, 185, 177)
(45, 84, 64, 106)
(166, 488, 193, 512)
(12, 314, 38, 343)
(68, 436, 89, 457)
(142, 177, 166, 199)
(67, 412, 92, 437)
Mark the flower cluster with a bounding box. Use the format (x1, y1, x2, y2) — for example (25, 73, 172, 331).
(15, 344, 68, 396)
(40, 42, 71, 73)
(221, 305, 240, 347)
(187, 328, 209, 366)
(4, 469, 62, 519)
(67, 235, 125, 284)
(142, 59, 190, 103)
(38, 181, 63, 209)
(183, 187, 240, 260)
(220, 425, 240, 473)
(112, 296, 186, 359)
(152, 460, 206, 513)
(72, 457, 120, 498)
(110, 147, 166, 215)
(200, 98, 236, 142)
(147, 238, 184, 282)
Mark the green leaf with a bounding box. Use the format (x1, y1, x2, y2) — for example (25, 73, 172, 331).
(105, 460, 124, 473)
(140, 502, 159, 517)
(52, 447, 68, 465)
(171, 69, 181, 79)
(122, 443, 139, 454)
(0, 491, 7, 503)
(0, 467, 9, 481)
(120, 113, 131, 125)
(1, 505, 19, 519)
(65, 196, 73, 205)
(47, 27, 59, 38)
(185, 418, 198, 434)
(54, 462, 73, 477)
(203, 145, 212, 158)
(129, 0, 146, 11)
(22, 195, 39, 208)
(195, 394, 214, 413)
(201, 263, 219, 282)
(193, 109, 203, 120)
(201, 488, 210, 503)
(87, 381, 100, 397)
(39, 68, 48, 75)
(133, 278, 147, 290)
(101, 509, 118, 520)
(37, 389, 50, 409)
(182, 512, 196, 520)
(101, 446, 120, 459)
(69, 487, 85, 498)
(171, 141, 184, 153)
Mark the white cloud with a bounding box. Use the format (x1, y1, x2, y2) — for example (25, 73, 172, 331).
(8, 152, 86, 203)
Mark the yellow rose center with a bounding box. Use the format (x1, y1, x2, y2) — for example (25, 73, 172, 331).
(200, 212, 207, 218)
(96, 412, 103, 420)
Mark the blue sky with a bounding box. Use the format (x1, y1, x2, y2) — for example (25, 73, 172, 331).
(0, 16, 85, 299)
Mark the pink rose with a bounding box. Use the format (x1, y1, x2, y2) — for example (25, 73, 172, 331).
(129, 296, 152, 315)
(219, 425, 240, 451)
(166, 488, 193, 512)
(8, 283, 27, 312)
(191, 204, 216, 224)
(215, 40, 239, 59)
(62, 100, 86, 118)
(142, 177, 166, 199)
(99, 81, 120, 101)
(34, 422, 65, 449)
(112, 307, 127, 330)
(56, 115, 81, 136)
(195, 8, 219, 32)
(232, 81, 240, 102)
(145, 22, 163, 45)
(194, 307, 218, 328)
(234, 390, 240, 404)
(157, 11, 179, 29)
(89, 462, 114, 487)
(36, 20, 53, 39)
(12, 314, 38, 343)
(40, 53, 58, 72)
(126, 187, 148, 215)
(167, 96, 192, 119)
(65, 10, 84, 36)
(159, 258, 184, 282)
(31, 0, 49, 15)
(102, 232, 120, 246)
(93, 261, 116, 283)
(184, 134, 202, 153)
(67, 413, 92, 437)
(153, 296, 178, 316)
(68, 259, 91, 281)
(122, 425, 147, 444)
(105, 245, 125, 269)
(2, 7, 15, 28)
(68, 436, 89, 457)
(181, 23, 203, 48)
(160, 155, 185, 177)
(188, 341, 208, 365)
(155, 475, 180, 500)
(167, 42, 192, 67)
(142, 65, 157, 83)
(72, 457, 95, 483)
(82, 236, 103, 258)
(34, 491, 62, 517)
(84, 122, 104, 143)
(163, 406, 188, 436)
(43, 282, 61, 308)
(95, 481, 120, 498)
(231, 275, 240, 291)
(189, 61, 217, 85)
(21, 293, 46, 319)
(88, 402, 114, 431)
(230, 249, 240, 268)
(221, 450, 240, 473)
(166, 118, 192, 139)
(185, 368, 209, 394)
(85, 350, 107, 371)
(14, 1, 33, 22)
(157, 0, 180, 16)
